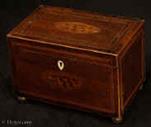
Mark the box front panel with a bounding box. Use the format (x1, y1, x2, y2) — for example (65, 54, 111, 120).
(11, 41, 116, 114)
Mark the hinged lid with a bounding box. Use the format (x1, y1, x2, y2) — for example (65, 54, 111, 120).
(7, 5, 144, 55)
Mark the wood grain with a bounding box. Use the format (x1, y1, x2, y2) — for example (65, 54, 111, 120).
(7, 5, 145, 122)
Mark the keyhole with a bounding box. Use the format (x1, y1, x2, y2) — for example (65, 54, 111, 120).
(57, 60, 64, 71)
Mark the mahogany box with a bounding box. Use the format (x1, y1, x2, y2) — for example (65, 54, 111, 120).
(7, 5, 145, 123)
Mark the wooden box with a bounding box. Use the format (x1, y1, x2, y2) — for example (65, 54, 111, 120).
(7, 5, 145, 123)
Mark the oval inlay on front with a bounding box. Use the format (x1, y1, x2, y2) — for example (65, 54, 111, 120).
(54, 21, 100, 34)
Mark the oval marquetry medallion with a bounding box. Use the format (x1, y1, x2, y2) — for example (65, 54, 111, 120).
(54, 21, 100, 34)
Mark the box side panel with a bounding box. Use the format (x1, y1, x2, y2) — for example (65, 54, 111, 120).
(121, 30, 144, 108)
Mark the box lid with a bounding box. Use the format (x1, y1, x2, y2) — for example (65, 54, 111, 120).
(7, 5, 144, 55)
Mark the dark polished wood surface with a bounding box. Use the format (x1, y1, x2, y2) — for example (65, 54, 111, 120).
(7, 5, 144, 123)
(7, 5, 144, 54)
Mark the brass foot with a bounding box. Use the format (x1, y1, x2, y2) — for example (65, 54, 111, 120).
(17, 96, 26, 101)
(112, 117, 123, 124)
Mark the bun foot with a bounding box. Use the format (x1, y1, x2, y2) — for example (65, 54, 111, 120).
(112, 117, 123, 124)
(17, 96, 26, 102)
